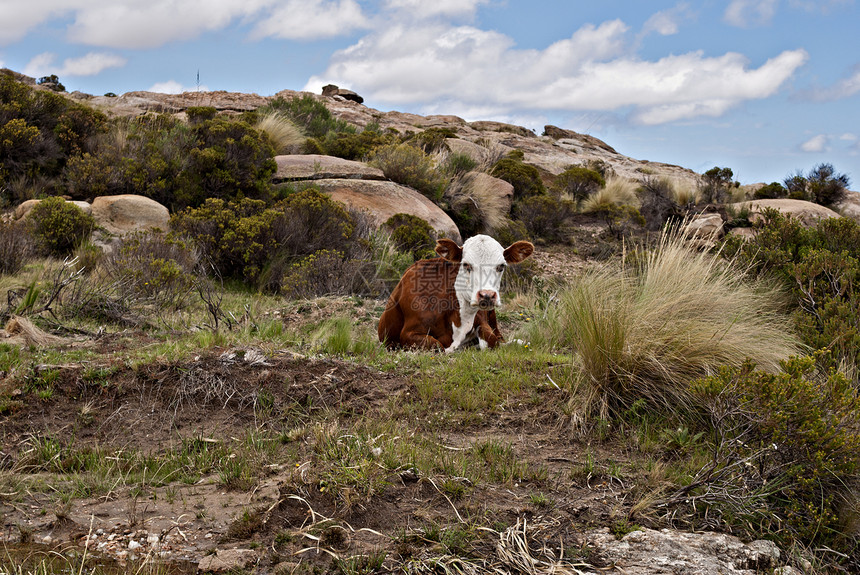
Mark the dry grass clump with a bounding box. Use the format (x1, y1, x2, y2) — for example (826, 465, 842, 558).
(529, 228, 802, 424)
(445, 172, 511, 234)
(255, 111, 305, 154)
(580, 176, 638, 211)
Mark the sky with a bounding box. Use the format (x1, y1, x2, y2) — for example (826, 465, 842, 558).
(0, 0, 858, 186)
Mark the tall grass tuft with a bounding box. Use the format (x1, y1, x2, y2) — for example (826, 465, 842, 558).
(255, 111, 305, 154)
(580, 176, 638, 211)
(529, 228, 802, 424)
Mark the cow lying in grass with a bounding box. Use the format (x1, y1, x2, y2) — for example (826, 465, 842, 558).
(378, 234, 534, 351)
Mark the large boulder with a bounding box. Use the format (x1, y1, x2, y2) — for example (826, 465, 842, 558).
(310, 179, 461, 242)
(738, 198, 840, 227)
(321, 84, 364, 104)
(90, 195, 170, 235)
(273, 155, 384, 182)
(833, 190, 860, 222)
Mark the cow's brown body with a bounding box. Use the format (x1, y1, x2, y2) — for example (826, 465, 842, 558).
(377, 257, 502, 350)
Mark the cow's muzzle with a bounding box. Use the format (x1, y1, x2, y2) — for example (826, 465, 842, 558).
(476, 290, 498, 310)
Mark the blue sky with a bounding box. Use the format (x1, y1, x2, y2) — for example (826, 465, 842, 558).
(0, 0, 857, 186)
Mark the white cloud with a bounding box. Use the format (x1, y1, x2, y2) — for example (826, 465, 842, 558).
(840, 133, 858, 142)
(382, 0, 489, 20)
(805, 68, 860, 101)
(801, 134, 829, 152)
(148, 80, 209, 94)
(642, 3, 692, 36)
(306, 20, 808, 126)
(251, 0, 370, 40)
(724, 0, 779, 27)
(0, 1, 71, 44)
(23, 51, 126, 77)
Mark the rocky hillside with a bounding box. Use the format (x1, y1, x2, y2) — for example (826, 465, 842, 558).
(65, 85, 702, 191)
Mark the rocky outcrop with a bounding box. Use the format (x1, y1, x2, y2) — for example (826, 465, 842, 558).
(738, 198, 840, 227)
(273, 155, 385, 182)
(321, 84, 364, 104)
(90, 195, 170, 235)
(310, 179, 461, 242)
(586, 527, 781, 575)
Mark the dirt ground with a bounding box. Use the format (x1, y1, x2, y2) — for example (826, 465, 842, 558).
(0, 339, 639, 574)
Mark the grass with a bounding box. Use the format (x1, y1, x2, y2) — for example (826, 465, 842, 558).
(580, 176, 638, 211)
(255, 111, 305, 154)
(527, 227, 802, 423)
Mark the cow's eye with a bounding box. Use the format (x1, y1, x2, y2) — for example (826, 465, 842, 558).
(463, 263, 473, 273)
(496, 264, 506, 273)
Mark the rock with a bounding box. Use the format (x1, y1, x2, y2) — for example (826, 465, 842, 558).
(321, 84, 364, 104)
(832, 190, 860, 223)
(587, 527, 781, 575)
(197, 548, 257, 573)
(15, 198, 92, 220)
(310, 179, 461, 242)
(738, 199, 840, 228)
(449, 172, 514, 217)
(273, 154, 384, 182)
(468, 120, 536, 138)
(90, 194, 170, 235)
(685, 212, 725, 240)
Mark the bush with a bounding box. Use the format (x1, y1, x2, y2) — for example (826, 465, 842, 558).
(280, 249, 375, 298)
(529, 228, 801, 423)
(752, 181, 787, 200)
(384, 213, 436, 260)
(637, 176, 682, 231)
(0, 219, 35, 276)
(368, 143, 448, 202)
(690, 353, 860, 550)
(321, 123, 397, 160)
(27, 197, 95, 257)
(175, 117, 277, 208)
(264, 95, 353, 140)
(552, 165, 605, 202)
(806, 163, 850, 206)
(173, 188, 358, 290)
(514, 195, 576, 244)
(722, 209, 860, 369)
(101, 229, 199, 310)
(490, 155, 545, 199)
(699, 166, 737, 204)
(408, 127, 457, 153)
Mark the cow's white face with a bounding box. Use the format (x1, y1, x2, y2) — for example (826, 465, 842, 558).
(436, 235, 534, 311)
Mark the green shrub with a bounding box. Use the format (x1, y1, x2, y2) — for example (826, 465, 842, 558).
(384, 213, 436, 260)
(722, 209, 860, 368)
(101, 229, 199, 310)
(514, 194, 575, 243)
(490, 155, 545, 199)
(175, 117, 277, 208)
(636, 176, 682, 231)
(552, 165, 605, 202)
(529, 228, 801, 423)
(264, 95, 353, 140)
(368, 143, 448, 202)
(444, 152, 478, 177)
(408, 127, 457, 153)
(752, 181, 787, 200)
(27, 197, 95, 257)
(279, 249, 375, 298)
(186, 106, 217, 124)
(0, 219, 35, 276)
(173, 188, 358, 288)
(690, 353, 860, 550)
(321, 123, 397, 160)
(699, 166, 737, 204)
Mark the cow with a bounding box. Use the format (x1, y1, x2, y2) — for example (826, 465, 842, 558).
(378, 234, 534, 352)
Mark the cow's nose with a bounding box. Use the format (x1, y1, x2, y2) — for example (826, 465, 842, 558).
(477, 290, 497, 306)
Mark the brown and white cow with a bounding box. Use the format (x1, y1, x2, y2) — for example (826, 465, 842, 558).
(378, 234, 534, 351)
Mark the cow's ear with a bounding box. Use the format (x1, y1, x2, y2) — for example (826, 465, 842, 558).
(435, 239, 463, 262)
(503, 241, 534, 264)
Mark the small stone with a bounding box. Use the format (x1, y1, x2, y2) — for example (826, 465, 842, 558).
(128, 540, 142, 551)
